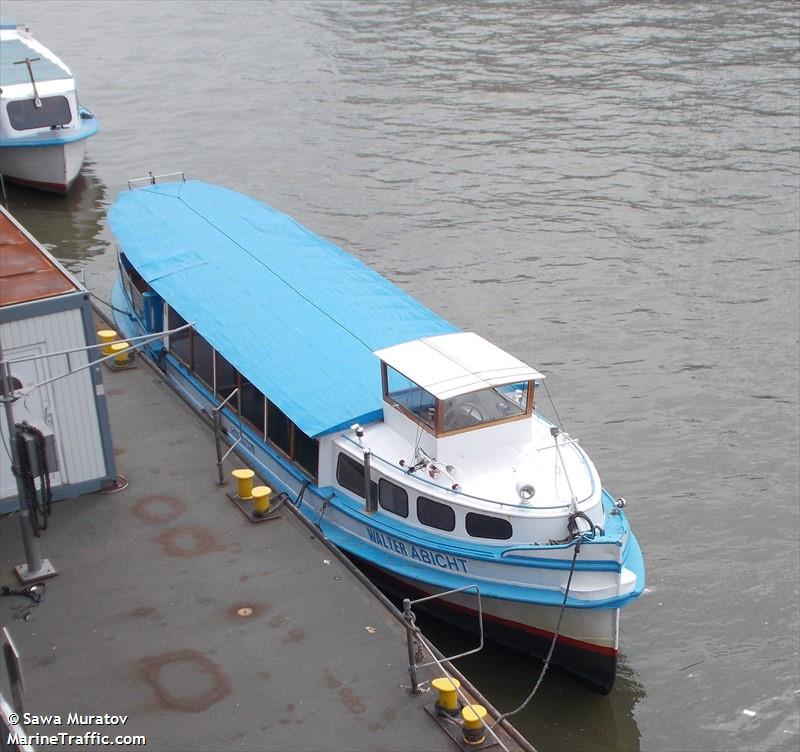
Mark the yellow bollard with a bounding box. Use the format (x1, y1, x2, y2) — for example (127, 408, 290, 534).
(461, 704, 488, 745)
(110, 341, 131, 366)
(97, 329, 118, 356)
(251, 485, 272, 517)
(431, 676, 461, 716)
(232, 468, 255, 499)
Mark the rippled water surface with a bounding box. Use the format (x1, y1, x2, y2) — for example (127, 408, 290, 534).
(2, 2, 798, 750)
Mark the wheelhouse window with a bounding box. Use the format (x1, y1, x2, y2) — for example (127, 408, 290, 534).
(384, 366, 436, 430)
(167, 307, 190, 365)
(379, 479, 409, 518)
(417, 497, 455, 531)
(465, 512, 513, 540)
(336, 453, 377, 500)
(7, 96, 71, 130)
(441, 381, 532, 433)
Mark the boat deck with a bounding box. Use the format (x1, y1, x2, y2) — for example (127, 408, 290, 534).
(0, 334, 528, 751)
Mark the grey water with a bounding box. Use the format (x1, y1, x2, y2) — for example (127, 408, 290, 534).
(2, 1, 798, 750)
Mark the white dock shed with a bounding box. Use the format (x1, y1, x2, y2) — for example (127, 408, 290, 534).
(0, 206, 116, 512)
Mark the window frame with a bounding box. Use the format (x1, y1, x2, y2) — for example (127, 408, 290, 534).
(416, 496, 456, 532)
(436, 381, 535, 437)
(336, 453, 377, 500)
(7, 95, 72, 130)
(378, 478, 409, 518)
(465, 512, 513, 540)
(381, 363, 437, 434)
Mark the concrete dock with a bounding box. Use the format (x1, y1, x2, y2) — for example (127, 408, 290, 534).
(0, 342, 528, 751)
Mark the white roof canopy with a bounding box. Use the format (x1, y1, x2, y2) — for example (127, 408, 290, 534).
(374, 332, 545, 400)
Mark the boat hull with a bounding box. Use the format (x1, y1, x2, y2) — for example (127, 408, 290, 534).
(0, 138, 87, 193)
(350, 553, 619, 693)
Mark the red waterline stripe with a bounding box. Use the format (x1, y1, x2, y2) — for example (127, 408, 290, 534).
(371, 562, 618, 658)
(4, 175, 69, 193)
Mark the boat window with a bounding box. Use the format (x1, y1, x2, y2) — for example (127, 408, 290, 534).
(442, 381, 531, 433)
(7, 96, 71, 130)
(385, 366, 436, 429)
(214, 352, 239, 408)
(167, 307, 191, 365)
(119, 254, 148, 320)
(128, 264, 149, 295)
(379, 479, 409, 518)
(465, 512, 513, 540)
(267, 401, 292, 456)
(294, 428, 319, 479)
(336, 453, 378, 500)
(417, 496, 455, 532)
(192, 334, 214, 387)
(241, 379, 265, 436)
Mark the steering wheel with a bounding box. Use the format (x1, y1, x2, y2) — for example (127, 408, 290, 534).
(460, 403, 484, 421)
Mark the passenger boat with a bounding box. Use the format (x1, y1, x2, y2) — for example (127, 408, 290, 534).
(0, 22, 98, 193)
(109, 176, 645, 693)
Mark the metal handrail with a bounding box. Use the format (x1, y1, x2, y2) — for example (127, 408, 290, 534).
(128, 171, 186, 189)
(211, 388, 241, 484)
(405, 584, 484, 670)
(401, 585, 510, 752)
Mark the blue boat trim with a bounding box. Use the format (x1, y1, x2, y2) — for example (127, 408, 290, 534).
(111, 262, 645, 612)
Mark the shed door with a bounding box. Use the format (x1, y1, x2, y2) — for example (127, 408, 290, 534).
(0, 343, 64, 499)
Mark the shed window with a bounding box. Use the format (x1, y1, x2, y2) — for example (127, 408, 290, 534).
(167, 307, 190, 365)
(336, 454, 377, 500)
(417, 497, 455, 532)
(7, 96, 71, 130)
(379, 479, 409, 518)
(267, 401, 292, 455)
(465, 513, 513, 540)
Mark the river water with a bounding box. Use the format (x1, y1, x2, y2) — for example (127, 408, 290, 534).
(2, 2, 798, 750)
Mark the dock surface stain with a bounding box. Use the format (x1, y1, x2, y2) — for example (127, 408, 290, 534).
(154, 526, 222, 557)
(138, 649, 231, 712)
(132, 495, 186, 525)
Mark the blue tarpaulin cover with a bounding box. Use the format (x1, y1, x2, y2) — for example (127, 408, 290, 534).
(109, 181, 458, 437)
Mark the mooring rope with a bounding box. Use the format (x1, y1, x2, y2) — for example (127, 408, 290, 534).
(492, 527, 586, 726)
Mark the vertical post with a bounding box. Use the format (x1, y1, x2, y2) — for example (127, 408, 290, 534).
(0, 347, 56, 582)
(363, 448, 376, 513)
(213, 407, 224, 485)
(403, 598, 420, 694)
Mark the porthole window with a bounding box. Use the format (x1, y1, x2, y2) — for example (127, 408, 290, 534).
(417, 496, 455, 532)
(465, 512, 512, 540)
(379, 478, 409, 518)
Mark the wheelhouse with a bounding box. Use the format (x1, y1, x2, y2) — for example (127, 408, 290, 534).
(376, 332, 544, 438)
